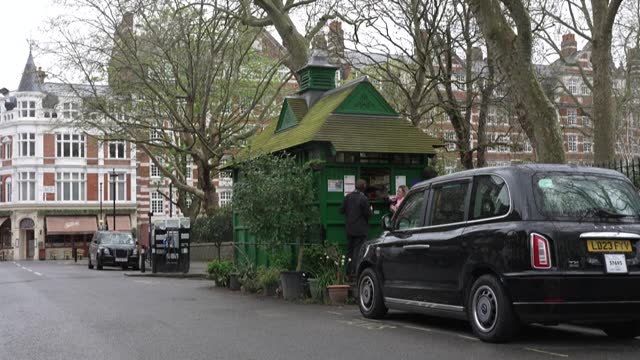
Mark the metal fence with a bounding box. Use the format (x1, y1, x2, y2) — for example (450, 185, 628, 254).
(594, 158, 640, 188)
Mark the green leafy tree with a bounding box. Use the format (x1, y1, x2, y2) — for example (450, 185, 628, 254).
(233, 155, 319, 271)
(191, 206, 233, 260)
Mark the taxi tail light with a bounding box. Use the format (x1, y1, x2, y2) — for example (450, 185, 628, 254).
(531, 233, 552, 269)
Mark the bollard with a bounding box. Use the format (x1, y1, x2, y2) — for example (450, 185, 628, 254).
(140, 247, 146, 273)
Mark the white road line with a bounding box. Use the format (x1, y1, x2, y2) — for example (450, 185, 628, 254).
(457, 334, 479, 341)
(26, 269, 33, 272)
(326, 311, 343, 315)
(33, 272, 42, 276)
(524, 347, 569, 358)
(403, 325, 433, 332)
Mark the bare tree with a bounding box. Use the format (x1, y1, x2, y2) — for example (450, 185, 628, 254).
(44, 0, 287, 216)
(466, 0, 566, 163)
(535, 0, 623, 164)
(345, 0, 507, 169)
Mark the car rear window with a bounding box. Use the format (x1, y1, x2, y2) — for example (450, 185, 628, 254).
(533, 173, 640, 219)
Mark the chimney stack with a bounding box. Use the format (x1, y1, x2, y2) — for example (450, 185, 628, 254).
(561, 33, 577, 58)
(37, 67, 47, 84)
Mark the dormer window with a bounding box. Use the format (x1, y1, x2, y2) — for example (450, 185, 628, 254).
(19, 101, 36, 118)
(62, 102, 79, 119)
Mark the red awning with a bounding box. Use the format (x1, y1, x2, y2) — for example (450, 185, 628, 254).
(46, 216, 97, 235)
(106, 215, 132, 231)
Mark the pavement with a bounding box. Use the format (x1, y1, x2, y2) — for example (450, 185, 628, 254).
(2, 260, 640, 360)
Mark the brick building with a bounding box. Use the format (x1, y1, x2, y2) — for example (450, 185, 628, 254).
(427, 33, 640, 172)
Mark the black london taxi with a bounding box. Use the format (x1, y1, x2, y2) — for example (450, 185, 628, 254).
(88, 231, 139, 270)
(355, 164, 640, 342)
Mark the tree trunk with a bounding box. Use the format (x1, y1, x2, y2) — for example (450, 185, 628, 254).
(467, 0, 565, 164)
(254, 0, 309, 72)
(296, 239, 304, 272)
(477, 92, 489, 168)
(197, 159, 218, 216)
(591, 1, 617, 163)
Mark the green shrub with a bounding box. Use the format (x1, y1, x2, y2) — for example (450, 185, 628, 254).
(270, 251, 294, 271)
(191, 206, 233, 260)
(236, 260, 260, 293)
(207, 259, 234, 286)
(256, 266, 281, 288)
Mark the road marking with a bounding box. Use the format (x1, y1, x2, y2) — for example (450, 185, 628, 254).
(26, 268, 33, 272)
(524, 347, 569, 358)
(34, 272, 42, 276)
(326, 311, 343, 316)
(403, 325, 433, 332)
(338, 318, 397, 330)
(457, 334, 479, 341)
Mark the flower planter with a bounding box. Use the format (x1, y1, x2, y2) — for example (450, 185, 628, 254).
(327, 284, 350, 304)
(280, 271, 304, 300)
(228, 273, 241, 291)
(307, 278, 323, 302)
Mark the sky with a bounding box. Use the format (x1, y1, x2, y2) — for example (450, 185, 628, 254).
(0, 0, 59, 90)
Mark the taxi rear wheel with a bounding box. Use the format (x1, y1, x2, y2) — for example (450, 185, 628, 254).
(601, 321, 640, 339)
(468, 275, 520, 342)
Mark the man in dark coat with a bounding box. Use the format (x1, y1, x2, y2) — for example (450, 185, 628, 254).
(340, 179, 372, 276)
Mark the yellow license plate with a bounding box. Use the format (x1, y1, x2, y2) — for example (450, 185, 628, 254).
(587, 240, 633, 253)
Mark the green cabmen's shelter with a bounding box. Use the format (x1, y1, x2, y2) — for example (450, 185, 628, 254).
(233, 51, 442, 264)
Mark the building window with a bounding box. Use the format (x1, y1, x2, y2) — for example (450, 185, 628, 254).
(219, 191, 232, 206)
(56, 134, 85, 158)
(487, 106, 497, 125)
(150, 129, 162, 144)
(108, 141, 126, 159)
(20, 101, 36, 118)
(444, 131, 456, 151)
(3, 139, 11, 159)
(567, 78, 577, 94)
(523, 140, 533, 153)
(56, 172, 86, 201)
(567, 135, 578, 153)
(151, 191, 164, 214)
(185, 161, 192, 180)
(5, 178, 11, 202)
(62, 102, 79, 119)
(580, 83, 590, 96)
(584, 116, 592, 128)
(18, 133, 35, 157)
(584, 137, 592, 153)
(567, 109, 577, 126)
(150, 161, 162, 178)
(18, 172, 36, 201)
(108, 173, 126, 201)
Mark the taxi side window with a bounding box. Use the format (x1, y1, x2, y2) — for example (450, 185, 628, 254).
(395, 190, 426, 230)
(470, 175, 510, 220)
(430, 182, 469, 226)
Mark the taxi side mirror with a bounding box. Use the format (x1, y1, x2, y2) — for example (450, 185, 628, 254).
(381, 214, 393, 231)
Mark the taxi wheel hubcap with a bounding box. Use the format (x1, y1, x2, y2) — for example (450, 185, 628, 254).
(360, 276, 375, 311)
(473, 285, 498, 333)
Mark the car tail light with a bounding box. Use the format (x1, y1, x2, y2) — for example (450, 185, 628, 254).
(530, 233, 552, 269)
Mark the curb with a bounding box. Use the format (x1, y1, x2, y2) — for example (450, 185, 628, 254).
(123, 272, 207, 279)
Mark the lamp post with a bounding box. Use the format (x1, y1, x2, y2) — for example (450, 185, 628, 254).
(109, 169, 119, 231)
(99, 182, 103, 229)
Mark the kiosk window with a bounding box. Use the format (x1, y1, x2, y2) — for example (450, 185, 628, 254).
(361, 167, 390, 200)
(395, 190, 426, 230)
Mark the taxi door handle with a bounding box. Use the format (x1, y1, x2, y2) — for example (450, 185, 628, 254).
(403, 244, 430, 250)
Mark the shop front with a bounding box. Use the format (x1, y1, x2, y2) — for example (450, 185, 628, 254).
(0, 218, 11, 260)
(44, 216, 98, 260)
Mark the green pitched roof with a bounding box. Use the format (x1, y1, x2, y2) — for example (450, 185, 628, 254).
(238, 77, 441, 160)
(275, 97, 308, 132)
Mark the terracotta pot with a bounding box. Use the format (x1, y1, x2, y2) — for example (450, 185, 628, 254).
(327, 284, 350, 304)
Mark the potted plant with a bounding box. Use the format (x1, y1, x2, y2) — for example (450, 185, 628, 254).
(325, 248, 350, 305)
(206, 259, 233, 287)
(257, 266, 281, 296)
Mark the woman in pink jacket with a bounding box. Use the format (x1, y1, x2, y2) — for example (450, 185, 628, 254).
(390, 185, 408, 213)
